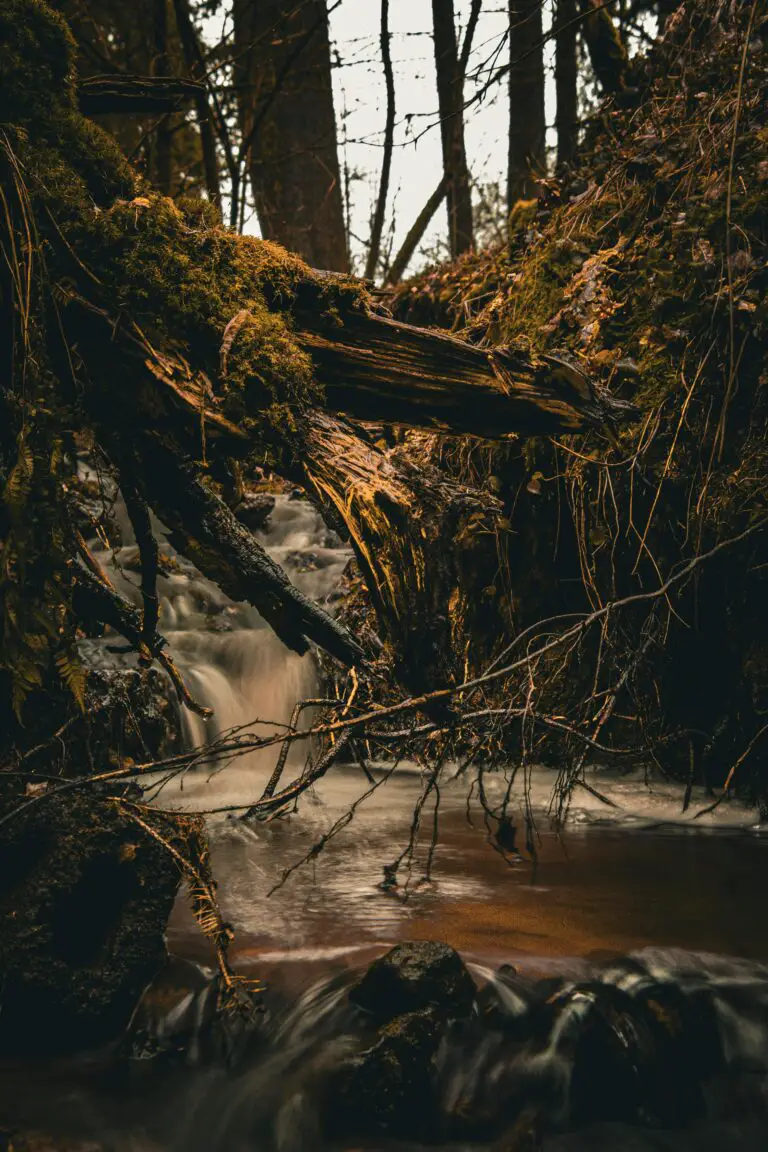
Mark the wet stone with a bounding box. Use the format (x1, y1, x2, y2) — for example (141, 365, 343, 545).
(547, 980, 722, 1128)
(349, 940, 477, 1024)
(331, 1007, 443, 1139)
(234, 492, 275, 532)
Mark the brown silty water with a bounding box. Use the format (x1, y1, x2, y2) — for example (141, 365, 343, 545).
(3, 490, 768, 1151)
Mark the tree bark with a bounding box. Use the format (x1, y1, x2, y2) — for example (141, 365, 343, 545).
(232, 0, 349, 271)
(77, 75, 203, 116)
(151, 0, 173, 195)
(431, 0, 474, 258)
(300, 413, 506, 692)
(555, 0, 579, 170)
(171, 0, 223, 211)
(507, 0, 546, 205)
(297, 310, 618, 437)
(364, 0, 396, 281)
(129, 445, 366, 667)
(578, 0, 628, 95)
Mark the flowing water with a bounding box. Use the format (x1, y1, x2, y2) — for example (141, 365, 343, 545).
(4, 490, 768, 1150)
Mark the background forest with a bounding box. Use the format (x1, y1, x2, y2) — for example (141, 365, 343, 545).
(1, 0, 767, 1119)
(58, 0, 677, 275)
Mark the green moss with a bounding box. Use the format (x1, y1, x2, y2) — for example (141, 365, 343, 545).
(0, 0, 76, 127)
(1, 0, 356, 449)
(387, 0, 768, 787)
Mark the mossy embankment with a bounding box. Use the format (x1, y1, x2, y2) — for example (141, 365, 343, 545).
(386, 0, 768, 797)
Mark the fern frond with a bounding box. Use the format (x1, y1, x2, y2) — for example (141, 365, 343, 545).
(5, 437, 34, 509)
(11, 657, 43, 720)
(55, 648, 86, 711)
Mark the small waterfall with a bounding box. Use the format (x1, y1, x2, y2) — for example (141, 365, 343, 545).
(80, 466, 351, 779)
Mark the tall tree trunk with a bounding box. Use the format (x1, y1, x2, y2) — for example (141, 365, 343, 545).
(431, 0, 474, 258)
(172, 0, 223, 211)
(555, 0, 578, 170)
(151, 0, 173, 195)
(232, 0, 349, 272)
(507, 0, 546, 205)
(364, 0, 396, 281)
(578, 0, 628, 95)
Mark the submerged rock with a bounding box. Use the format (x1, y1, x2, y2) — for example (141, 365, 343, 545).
(328, 942, 477, 1139)
(234, 492, 275, 532)
(332, 1008, 443, 1139)
(321, 942, 478, 1140)
(349, 940, 477, 1024)
(547, 979, 723, 1127)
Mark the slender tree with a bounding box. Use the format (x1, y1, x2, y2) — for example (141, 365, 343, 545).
(507, 0, 546, 205)
(172, 0, 223, 210)
(365, 0, 396, 281)
(387, 0, 480, 282)
(387, 176, 447, 285)
(431, 0, 474, 258)
(555, 0, 578, 170)
(151, 0, 173, 195)
(232, 0, 349, 271)
(578, 0, 628, 94)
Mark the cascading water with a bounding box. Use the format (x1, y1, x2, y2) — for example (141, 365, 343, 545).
(80, 468, 351, 778)
(6, 465, 767, 1151)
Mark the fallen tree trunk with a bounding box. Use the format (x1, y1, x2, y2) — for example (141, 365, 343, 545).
(77, 74, 205, 116)
(0, 0, 636, 718)
(300, 414, 506, 692)
(127, 445, 365, 667)
(295, 309, 627, 437)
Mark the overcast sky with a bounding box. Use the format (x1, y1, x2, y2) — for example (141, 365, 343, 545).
(219, 3, 655, 277)
(328, 0, 556, 274)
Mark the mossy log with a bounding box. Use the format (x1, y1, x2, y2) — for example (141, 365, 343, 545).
(295, 309, 626, 437)
(0, 0, 634, 706)
(77, 74, 204, 115)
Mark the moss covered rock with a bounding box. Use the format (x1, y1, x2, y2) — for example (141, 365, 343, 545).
(332, 1007, 443, 1139)
(0, 786, 191, 1053)
(349, 940, 477, 1023)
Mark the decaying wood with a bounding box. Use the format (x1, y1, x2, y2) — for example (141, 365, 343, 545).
(62, 291, 248, 455)
(4, 0, 636, 685)
(59, 278, 632, 680)
(77, 75, 204, 116)
(296, 309, 629, 437)
(68, 285, 622, 449)
(300, 412, 506, 691)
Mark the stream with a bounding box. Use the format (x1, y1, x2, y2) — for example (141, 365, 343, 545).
(3, 492, 768, 1150)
